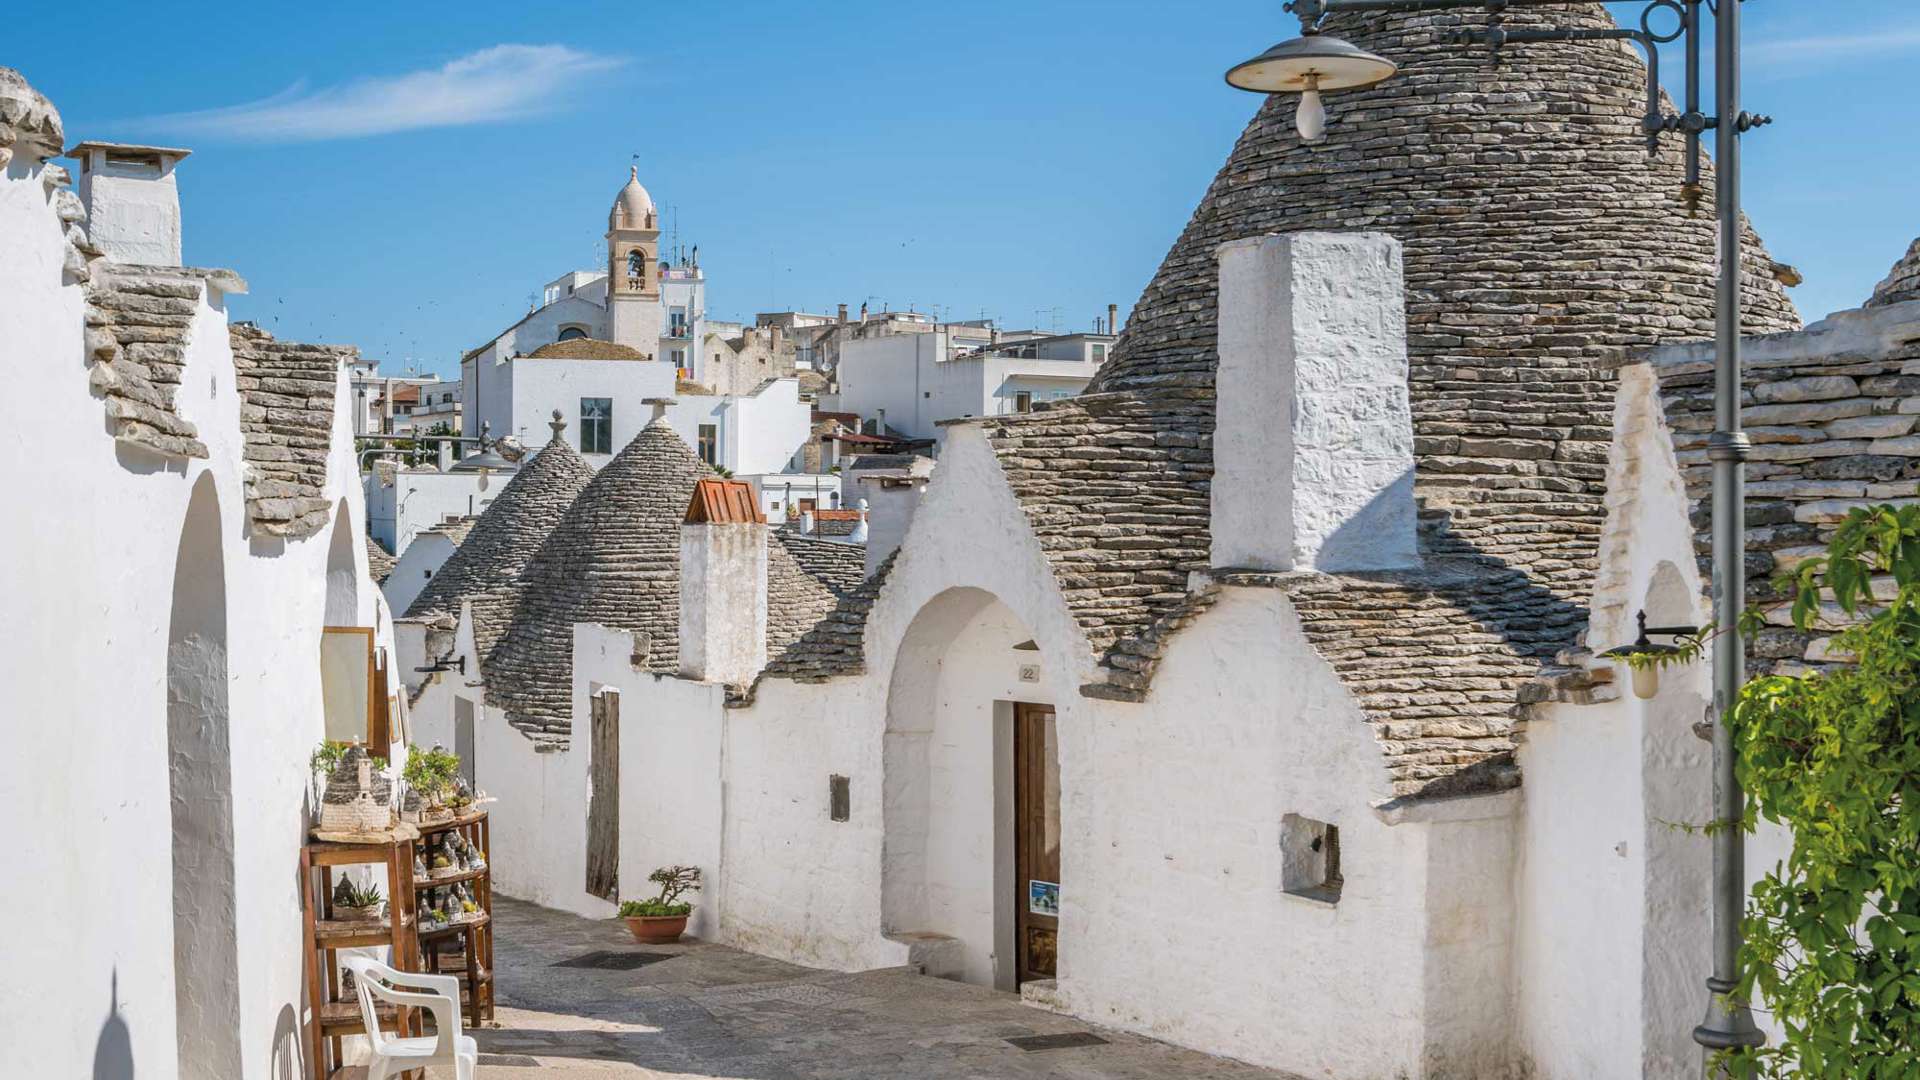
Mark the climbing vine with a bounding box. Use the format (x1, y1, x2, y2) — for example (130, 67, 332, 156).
(1727, 505, 1920, 1077)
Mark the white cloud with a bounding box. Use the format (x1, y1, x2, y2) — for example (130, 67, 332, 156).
(128, 44, 624, 142)
(1745, 26, 1920, 67)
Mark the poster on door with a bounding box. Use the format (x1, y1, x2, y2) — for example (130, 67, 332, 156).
(1028, 879, 1060, 916)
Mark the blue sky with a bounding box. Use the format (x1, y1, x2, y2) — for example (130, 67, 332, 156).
(13, 1, 1919, 381)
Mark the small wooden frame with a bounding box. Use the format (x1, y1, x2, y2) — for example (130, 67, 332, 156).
(321, 626, 386, 749)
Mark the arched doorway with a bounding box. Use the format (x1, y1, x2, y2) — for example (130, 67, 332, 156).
(325, 500, 357, 626)
(883, 587, 1054, 991)
(168, 473, 241, 1078)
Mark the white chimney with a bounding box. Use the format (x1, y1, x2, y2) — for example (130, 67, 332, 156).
(68, 141, 190, 266)
(853, 458, 934, 578)
(848, 498, 870, 543)
(1212, 231, 1415, 573)
(799, 509, 815, 535)
(679, 480, 768, 685)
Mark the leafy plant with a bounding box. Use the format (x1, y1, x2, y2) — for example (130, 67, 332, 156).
(338, 880, 384, 911)
(402, 743, 461, 801)
(1724, 504, 1920, 1077)
(619, 865, 702, 918)
(310, 741, 386, 776)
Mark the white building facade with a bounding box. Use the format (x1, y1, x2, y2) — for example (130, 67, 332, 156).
(459, 169, 811, 475)
(2, 67, 399, 1079)
(835, 328, 1114, 442)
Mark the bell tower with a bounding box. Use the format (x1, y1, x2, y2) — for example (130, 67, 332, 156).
(606, 165, 662, 355)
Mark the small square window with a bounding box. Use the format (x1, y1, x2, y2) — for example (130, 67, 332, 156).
(1281, 814, 1342, 904)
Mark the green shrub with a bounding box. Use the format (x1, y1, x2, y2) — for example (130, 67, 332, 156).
(1727, 505, 1920, 1077)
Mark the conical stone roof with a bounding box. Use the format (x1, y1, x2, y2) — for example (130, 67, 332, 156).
(484, 418, 710, 739)
(985, 5, 1802, 798)
(1867, 237, 1920, 308)
(404, 423, 594, 659)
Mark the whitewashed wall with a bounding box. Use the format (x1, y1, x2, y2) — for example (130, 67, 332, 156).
(382, 529, 459, 614)
(550, 422, 1518, 1078)
(363, 467, 501, 555)
(0, 151, 390, 1079)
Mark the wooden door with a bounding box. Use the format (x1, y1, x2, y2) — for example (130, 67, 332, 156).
(454, 698, 475, 786)
(585, 690, 619, 901)
(1015, 703, 1060, 984)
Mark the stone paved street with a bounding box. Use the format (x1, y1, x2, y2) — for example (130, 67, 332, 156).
(470, 897, 1302, 1079)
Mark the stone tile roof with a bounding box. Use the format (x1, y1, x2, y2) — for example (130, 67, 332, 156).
(767, 532, 866, 659)
(403, 430, 595, 661)
(1868, 237, 1920, 308)
(484, 418, 711, 740)
(228, 324, 356, 538)
(84, 264, 218, 460)
(1649, 301, 1920, 676)
(989, 5, 1801, 798)
(423, 516, 479, 548)
(527, 338, 647, 361)
(0, 66, 64, 169)
(757, 553, 897, 688)
(367, 536, 396, 584)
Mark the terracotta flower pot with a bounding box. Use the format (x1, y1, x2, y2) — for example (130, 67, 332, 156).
(623, 913, 690, 944)
(336, 904, 383, 922)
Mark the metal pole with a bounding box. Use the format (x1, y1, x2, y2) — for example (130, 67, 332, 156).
(1696, 0, 1763, 1066)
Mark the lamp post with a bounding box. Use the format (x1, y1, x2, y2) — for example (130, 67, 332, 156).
(1226, 0, 1770, 1068)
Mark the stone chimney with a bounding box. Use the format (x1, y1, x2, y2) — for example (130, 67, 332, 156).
(1212, 231, 1415, 573)
(853, 457, 933, 578)
(838, 302, 849, 325)
(67, 141, 190, 265)
(1107, 303, 1119, 337)
(679, 478, 768, 685)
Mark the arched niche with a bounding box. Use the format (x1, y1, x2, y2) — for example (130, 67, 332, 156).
(324, 499, 357, 626)
(168, 472, 241, 1078)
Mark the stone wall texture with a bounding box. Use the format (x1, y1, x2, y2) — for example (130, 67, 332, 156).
(228, 324, 355, 538)
(991, 5, 1801, 797)
(1868, 238, 1920, 308)
(1651, 298, 1920, 675)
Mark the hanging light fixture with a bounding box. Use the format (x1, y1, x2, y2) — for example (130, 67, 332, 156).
(1602, 610, 1701, 700)
(1223, 30, 1397, 141)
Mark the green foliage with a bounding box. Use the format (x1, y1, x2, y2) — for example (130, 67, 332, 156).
(310, 740, 348, 776)
(402, 743, 461, 800)
(619, 898, 693, 918)
(338, 880, 384, 910)
(1726, 504, 1920, 1077)
(309, 740, 386, 775)
(619, 865, 702, 918)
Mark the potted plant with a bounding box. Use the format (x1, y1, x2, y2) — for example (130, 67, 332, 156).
(403, 743, 461, 822)
(332, 878, 385, 922)
(619, 865, 702, 944)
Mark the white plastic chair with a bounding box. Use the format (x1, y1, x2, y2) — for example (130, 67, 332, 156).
(343, 954, 478, 1079)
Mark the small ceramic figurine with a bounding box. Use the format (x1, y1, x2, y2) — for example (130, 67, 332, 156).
(413, 852, 428, 879)
(332, 878, 355, 908)
(400, 788, 422, 825)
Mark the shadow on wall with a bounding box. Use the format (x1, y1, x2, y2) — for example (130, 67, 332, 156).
(269, 1002, 304, 1080)
(93, 971, 134, 1080)
(1314, 464, 1417, 572)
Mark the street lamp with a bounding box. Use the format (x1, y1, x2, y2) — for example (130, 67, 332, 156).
(1223, 31, 1397, 140)
(1227, 0, 1770, 1067)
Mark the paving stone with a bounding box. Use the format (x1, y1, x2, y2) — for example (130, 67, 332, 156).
(480, 896, 1304, 1079)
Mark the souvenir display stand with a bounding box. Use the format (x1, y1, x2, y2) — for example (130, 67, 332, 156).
(300, 826, 421, 1079)
(414, 806, 495, 1026)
